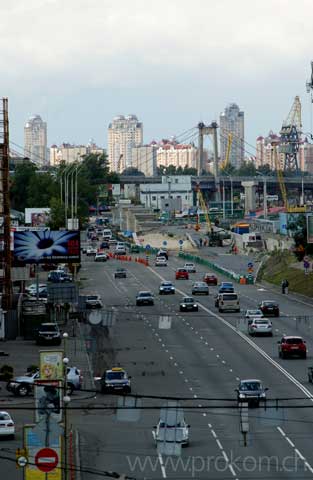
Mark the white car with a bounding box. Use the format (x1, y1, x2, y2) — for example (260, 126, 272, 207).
(94, 252, 108, 262)
(86, 247, 97, 256)
(0, 411, 15, 439)
(155, 257, 167, 267)
(152, 403, 189, 446)
(248, 318, 273, 336)
(184, 263, 196, 273)
(245, 309, 264, 320)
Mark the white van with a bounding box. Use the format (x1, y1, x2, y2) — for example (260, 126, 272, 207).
(102, 229, 112, 240)
(217, 293, 240, 313)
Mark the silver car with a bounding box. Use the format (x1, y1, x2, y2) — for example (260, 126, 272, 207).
(192, 281, 209, 295)
(152, 403, 189, 446)
(248, 318, 272, 336)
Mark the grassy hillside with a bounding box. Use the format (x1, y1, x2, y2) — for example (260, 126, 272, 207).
(260, 251, 313, 297)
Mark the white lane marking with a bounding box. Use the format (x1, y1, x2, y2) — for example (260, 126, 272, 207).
(158, 453, 167, 478)
(277, 426, 313, 472)
(148, 264, 313, 401)
(211, 429, 217, 438)
(216, 439, 223, 450)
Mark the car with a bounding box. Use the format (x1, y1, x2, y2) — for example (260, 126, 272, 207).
(7, 367, 82, 397)
(184, 263, 196, 273)
(85, 294, 103, 309)
(175, 268, 189, 280)
(180, 296, 198, 312)
(259, 301, 280, 317)
(203, 273, 218, 285)
(100, 241, 110, 249)
(86, 247, 97, 256)
(215, 293, 240, 312)
(48, 271, 73, 283)
(245, 309, 264, 319)
(278, 336, 307, 359)
(152, 402, 189, 446)
(192, 281, 209, 295)
(155, 256, 167, 267)
(114, 268, 127, 278)
(35, 323, 61, 346)
(94, 252, 108, 262)
(136, 291, 154, 306)
(109, 238, 117, 245)
(236, 379, 268, 407)
(115, 246, 127, 255)
(159, 281, 175, 295)
(218, 282, 235, 294)
(245, 309, 264, 325)
(0, 411, 15, 439)
(100, 367, 131, 394)
(248, 318, 273, 336)
(157, 250, 168, 260)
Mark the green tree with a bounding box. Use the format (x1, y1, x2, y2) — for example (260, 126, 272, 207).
(27, 172, 58, 207)
(237, 161, 256, 176)
(10, 162, 38, 211)
(48, 197, 65, 230)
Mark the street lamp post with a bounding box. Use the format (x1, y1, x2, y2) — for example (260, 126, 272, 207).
(222, 178, 225, 219)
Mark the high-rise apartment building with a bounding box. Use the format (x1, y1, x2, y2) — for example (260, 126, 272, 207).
(219, 103, 244, 168)
(156, 140, 198, 170)
(24, 114, 48, 166)
(108, 115, 143, 172)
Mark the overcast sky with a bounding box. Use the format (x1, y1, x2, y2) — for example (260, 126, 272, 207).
(3, 0, 313, 156)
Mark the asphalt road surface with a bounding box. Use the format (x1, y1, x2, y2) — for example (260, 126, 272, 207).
(73, 250, 313, 480)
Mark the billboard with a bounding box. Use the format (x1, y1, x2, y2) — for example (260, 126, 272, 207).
(40, 351, 64, 381)
(35, 380, 62, 423)
(25, 208, 51, 225)
(13, 230, 80, 264)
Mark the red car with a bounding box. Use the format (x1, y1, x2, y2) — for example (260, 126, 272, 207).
(203, 273, 218, 285)
(175, 268, 189, 280)
(278, 336, 307, 359)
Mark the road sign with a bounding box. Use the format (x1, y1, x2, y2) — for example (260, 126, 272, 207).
(35, 447, 58, 473)
(162, 240, 167, 246)
(178, 240, 184, 245)
(88, 310, 102, 325)
(247, 262, 253, 268)
(145, 244, 151, 250)
(17, 456, 28, 467)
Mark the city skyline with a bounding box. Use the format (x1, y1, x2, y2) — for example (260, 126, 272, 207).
(4, 1, 313, 159)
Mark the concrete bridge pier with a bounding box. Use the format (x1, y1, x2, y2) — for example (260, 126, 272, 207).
(241, 181, 257, 214)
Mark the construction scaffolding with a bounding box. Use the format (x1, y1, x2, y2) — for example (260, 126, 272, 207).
(0, 98, 12, 310)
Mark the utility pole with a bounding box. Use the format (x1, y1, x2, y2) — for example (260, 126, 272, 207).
(0, 98, 11, 311)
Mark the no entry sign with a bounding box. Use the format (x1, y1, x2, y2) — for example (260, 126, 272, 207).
(35, 447, 58, 473)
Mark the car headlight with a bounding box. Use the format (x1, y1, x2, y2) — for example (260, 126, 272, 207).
(193, 304, 197, 308)
(182, 304, 186, 307)
(239, 393, 245, 398)
(260, 392, 266, 397)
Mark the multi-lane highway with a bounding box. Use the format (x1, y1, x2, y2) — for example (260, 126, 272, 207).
(74, 249, 313, 480)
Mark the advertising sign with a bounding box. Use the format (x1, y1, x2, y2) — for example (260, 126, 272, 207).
(35, 380, 62, 423)
(40, 351, 64, 381)
(25, 208, 51, 225)
(24, 425, 61, 480)
(14, 230, 80, 264)
(307, 214, 313, 244)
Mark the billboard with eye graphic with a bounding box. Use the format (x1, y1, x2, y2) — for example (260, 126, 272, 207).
(13, 230, 80, 264)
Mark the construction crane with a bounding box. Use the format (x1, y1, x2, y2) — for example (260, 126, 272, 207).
(195, 186, 225, 245)
(274, 148, 306, 213)
(279, 96, 302, 172)
(220, 133, 233, 170)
